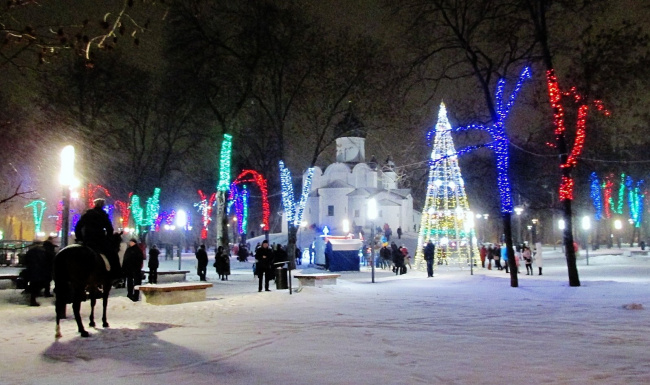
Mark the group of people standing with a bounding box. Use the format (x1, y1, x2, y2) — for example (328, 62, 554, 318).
(375, 242, 410, 275)
(480, 243, 543, 276)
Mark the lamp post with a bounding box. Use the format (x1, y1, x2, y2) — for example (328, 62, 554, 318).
(368, 198, 377, 283)
(59, 145, 76, 248)
(514, 206, 524, 245)
(176, 210, 188, 270)
(558, 219, 566, 253)
(614, 219, 622, 249)
(582, 216, 591, 265)
(465, 211, 475, 275)
(261, 223, 268, 241)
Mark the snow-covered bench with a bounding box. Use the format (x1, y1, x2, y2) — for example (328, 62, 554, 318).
(0, 274, 18, 289)
(294, 273, 341, 291)
(135, 282, 212, 305)
(630, 250, 648, 256)
(142, 270, 190, 283)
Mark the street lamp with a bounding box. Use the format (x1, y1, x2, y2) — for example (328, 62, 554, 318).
(59, 145, 76, 248)
(368, 198, 378, 283)
(582, 216, 591, 265)
(464, 211, 475, 275)
(514, 206, 524, 244)
(261, 223, 268, 241)
(614, 219, 622, 248)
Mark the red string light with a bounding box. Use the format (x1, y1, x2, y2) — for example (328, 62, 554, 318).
(546, 69, 610, 201)
(231, 170, 270, 230)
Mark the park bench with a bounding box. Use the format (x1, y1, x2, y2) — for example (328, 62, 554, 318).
(135, 282, 213, 305)
(0, 274, 18, 289)
(294, 273, 341, 291)
(629, 250, 648, 256)
(142, 270, 190, 283)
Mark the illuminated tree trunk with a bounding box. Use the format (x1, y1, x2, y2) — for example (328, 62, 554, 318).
(218, 192, 229, 251)
(503, 213, 518, 288)
(528, 0, 581, 286)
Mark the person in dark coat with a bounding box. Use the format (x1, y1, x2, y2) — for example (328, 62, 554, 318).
(122, 238, 144, 301)
(196, 244, 208, 281)
(147, 245, 160, 284)
(254, 240, 273, 292)
(74, 198, 120, 280)
(23, 243, 50, 306)
(397, 226, 403, 239)
(220, 247, 231, 280)
(424, 240, 435, 277)
(379, 245, 391, 269)
(391, 242, 404, 275)
(324, 240, 333, 271)
(42, 236, 57, 297)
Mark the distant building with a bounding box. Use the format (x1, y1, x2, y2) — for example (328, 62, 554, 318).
(297, 108, 420, 236)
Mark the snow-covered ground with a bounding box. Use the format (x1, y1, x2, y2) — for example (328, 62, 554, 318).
(0, 245, 648, 385)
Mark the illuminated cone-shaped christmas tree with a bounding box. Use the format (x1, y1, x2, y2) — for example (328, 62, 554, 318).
(414, 103, 477, 272)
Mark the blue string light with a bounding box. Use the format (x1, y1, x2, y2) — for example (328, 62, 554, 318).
(438, 66, 531, 213)
(279, 161, 315, 226)
(589, 172, 602, 221)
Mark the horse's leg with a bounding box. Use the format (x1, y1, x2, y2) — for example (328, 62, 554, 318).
(55, 296, 66, 339)
(102, 285, 110, 328)
(89, 295, 96, 328)
(73, 299, 89, 337)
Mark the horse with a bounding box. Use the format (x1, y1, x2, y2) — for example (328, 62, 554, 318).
(54, 233, 123, 338)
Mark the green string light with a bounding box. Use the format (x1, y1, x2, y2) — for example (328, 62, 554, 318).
(217, 134, 233, 192)
(25, 200, 46, 235)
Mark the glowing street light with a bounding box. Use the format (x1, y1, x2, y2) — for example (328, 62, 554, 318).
(342, 219, 350, 234)
(614, 219, 622, 248)
(176, 210, 188, 229)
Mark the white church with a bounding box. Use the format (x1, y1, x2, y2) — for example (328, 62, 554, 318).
(299, 111, 420, 237)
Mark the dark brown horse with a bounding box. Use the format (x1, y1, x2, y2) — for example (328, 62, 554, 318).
(54, 233, 122, 338)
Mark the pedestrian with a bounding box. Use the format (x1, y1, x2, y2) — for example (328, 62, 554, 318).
(491, 243, 503, 270)
(501, 244, 509, 274)
(401, 245, 411, 270)
(309, 242, 315, 265)
(380, 244, 391, 269)
(479, 245, 487, 268)
(424, 240, 435, 277)
(384, 224, 392, 242)
(391, 242, 405, 275)
(397, 226, 402, 239)
(123, 238, 144, 302)
(255, 240, 273, 292)
(534, 244, 543, 275)
(42, 236, 57, 297)
(23, 242, 50, 306)
(487, 245, 494, 270)
(147, 245, 160, 284)
(195, 244, 208, 281)
(214, 246, 230, 281)
(324, 239, 333, 271)
(523, 246, 533, 275)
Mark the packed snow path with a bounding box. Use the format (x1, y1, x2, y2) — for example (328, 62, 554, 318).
(0, 248, 648, 385)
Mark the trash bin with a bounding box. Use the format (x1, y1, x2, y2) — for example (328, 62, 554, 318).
(275, 266, 288, 290)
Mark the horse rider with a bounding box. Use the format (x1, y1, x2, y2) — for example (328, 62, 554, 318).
(74, 198, 121, 280)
